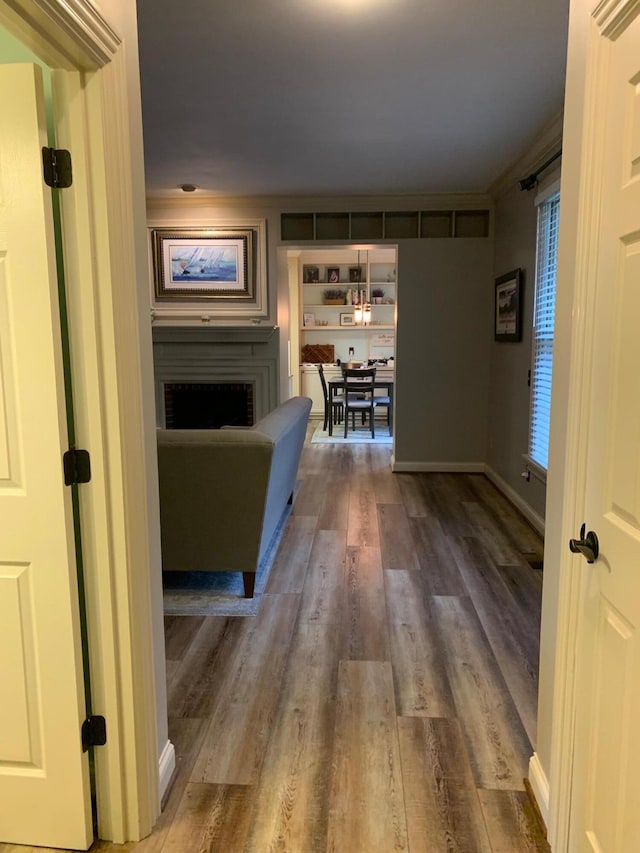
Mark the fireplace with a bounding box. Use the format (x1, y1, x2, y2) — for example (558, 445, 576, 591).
(153, 325, 279, 428)
(164, 382, 255, 429)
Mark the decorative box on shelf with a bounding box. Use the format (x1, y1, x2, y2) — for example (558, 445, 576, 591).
(301, 343, 335, 364)
(323, 288, 346, 305)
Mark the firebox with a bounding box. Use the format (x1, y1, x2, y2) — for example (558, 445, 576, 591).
(163, 382, 255, 429)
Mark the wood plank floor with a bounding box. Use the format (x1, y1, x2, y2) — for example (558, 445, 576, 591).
(2, 430, 550, 852)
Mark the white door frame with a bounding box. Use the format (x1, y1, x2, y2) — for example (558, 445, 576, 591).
(545, 0, 640, 849)
(0, 0, 167, 843)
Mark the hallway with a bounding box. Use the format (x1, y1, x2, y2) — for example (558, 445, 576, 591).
(4, 438, 549, 852)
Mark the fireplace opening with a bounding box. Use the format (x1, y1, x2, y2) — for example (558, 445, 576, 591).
(164, 382, 255, 429)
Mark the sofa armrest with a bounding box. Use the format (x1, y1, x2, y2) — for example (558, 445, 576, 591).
(157, 429, 274, 573)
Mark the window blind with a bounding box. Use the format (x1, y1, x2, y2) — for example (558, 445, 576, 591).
(529, 191, 560, 470)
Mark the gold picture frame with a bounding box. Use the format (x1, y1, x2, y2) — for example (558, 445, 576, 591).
(152, 227, 254, 301)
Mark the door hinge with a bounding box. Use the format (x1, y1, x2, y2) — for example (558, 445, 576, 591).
(63, 448, 91, 485)
(81, 715, 107, 752)
(42, 146, 73, 188)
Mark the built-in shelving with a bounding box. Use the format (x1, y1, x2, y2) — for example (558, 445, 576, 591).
(282, 209, 490, 241)
(295, 247, 397, 367)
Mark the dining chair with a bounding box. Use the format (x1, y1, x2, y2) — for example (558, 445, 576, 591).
(342, 367, 377, 438)
(318, 364, 343, 431)
(373, 392, 392, 429)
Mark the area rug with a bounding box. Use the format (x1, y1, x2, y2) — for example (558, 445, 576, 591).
(311, 421, 393, 444)
(162, 507, 290, 616)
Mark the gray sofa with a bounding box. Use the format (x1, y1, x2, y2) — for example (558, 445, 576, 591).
(156, 396, 311, 596)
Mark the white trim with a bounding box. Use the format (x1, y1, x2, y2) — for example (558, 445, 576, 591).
(593, 0, 640, 39)
(484, 466, 545, 535)
(146, 191, 494, 209)
(528, 752, 551, 830)
(53, 66, 134, 843)
(391, 461, 485, 473)
(522, 454, 548, 485)
(489, 113, 563, 199)
(32, 0, 120, 63)
(158, 740, 176, 803)
(0, 0, 120, 68)
(97, 48, 162, 840)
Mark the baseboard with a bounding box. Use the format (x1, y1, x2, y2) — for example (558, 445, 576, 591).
(391, 461, 485, 473)
(527, 752, 550, 832)
(484, 465, 545, 535)
(158, 739, 176, 807)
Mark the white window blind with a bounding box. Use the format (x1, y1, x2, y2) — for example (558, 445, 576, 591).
(529, 190, 560, 471)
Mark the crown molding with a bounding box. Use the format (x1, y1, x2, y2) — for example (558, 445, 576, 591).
(146, 192, 494, 213)
(488, 111, 564, 200)
(1, 0, 120, 68)
(593, 0, 640, 39)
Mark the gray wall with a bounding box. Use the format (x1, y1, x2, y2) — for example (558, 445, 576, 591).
(487, 180, 554, 519)
(394, 239, 493, 466)
(147, 194, 495, 470)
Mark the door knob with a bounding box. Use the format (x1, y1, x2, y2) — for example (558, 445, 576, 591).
(569, 523, 599, 563)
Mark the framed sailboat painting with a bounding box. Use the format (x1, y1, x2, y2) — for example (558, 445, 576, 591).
(152, 227, 254, 301)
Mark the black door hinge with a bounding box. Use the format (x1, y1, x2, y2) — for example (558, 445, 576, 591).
(42, 146, 72, 188)
(81, 715, 107, 752)
(63, 448, 91, 485)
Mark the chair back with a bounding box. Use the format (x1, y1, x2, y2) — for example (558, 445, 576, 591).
(342, 366, 376, 394)
(317, 363, 329, 399)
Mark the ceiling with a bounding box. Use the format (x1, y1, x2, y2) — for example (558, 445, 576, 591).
(136, 0, 569, 199)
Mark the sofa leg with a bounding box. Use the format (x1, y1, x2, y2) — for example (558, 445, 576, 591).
(288, 491, 293, 505)
(243, 572, 255, 598)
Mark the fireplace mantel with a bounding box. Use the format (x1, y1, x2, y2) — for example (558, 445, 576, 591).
(152, 325, 280, 426)
(152, 325, 278, 345)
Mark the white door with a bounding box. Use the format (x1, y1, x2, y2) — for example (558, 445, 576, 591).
(568, 9, 640, 851)
(0, 63, 93, 848)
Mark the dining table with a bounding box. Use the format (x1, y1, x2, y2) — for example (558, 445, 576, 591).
(327, 372, 394, 436)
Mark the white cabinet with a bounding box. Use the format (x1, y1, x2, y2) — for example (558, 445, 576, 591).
(301, 365, 341, 417)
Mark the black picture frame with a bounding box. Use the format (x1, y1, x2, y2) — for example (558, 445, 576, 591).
(303, 265, 320, 283)
(327, 266, 340, 284)
(349, 266, 362, 283)
(494, 268, 522, 342)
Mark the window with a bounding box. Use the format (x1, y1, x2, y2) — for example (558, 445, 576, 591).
(528, 187, 560, 474)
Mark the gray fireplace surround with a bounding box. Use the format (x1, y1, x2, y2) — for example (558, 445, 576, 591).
(152, 325, 280, 427)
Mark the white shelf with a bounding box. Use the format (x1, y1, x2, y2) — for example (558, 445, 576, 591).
(301, 324, 394, 331)
(303, 303, 395, 308)
(301, 285, 376, 291)
(301, 283, 388, 288)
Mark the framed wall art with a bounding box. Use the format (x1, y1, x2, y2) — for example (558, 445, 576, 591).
(149, 220, 267, 321)
(494, 268, 522, 342)
(303, 265, 320, 283)
(152, 228, 253, 300)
